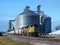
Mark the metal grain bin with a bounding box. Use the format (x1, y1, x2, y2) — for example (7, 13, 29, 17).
(17, 6, 40, 28)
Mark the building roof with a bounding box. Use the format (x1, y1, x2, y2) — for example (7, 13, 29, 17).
(20, 10, 38, 15)
(19, 6, 38, 16)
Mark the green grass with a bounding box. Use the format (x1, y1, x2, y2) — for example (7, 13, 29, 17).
(0, 36, 33, 45)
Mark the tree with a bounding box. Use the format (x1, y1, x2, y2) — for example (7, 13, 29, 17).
(55, 25, 60, 30)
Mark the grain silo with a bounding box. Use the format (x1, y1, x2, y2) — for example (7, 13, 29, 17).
(17, 6, 40, 28)
(14, 6, 40, 35)
(8, 5, 51, 36)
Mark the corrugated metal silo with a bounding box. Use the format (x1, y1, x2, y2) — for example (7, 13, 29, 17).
(17, 6, 40, 28)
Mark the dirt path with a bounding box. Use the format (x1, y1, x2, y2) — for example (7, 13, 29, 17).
(7, 34, 60, 45)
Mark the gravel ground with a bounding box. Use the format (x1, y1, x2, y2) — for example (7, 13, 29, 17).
(7, 34, 60, 45)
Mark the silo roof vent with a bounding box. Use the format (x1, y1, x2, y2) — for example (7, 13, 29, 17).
(37, 5, 41, 15)
(24, 6, 30, 11)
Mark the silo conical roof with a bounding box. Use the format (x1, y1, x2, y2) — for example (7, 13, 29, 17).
(19, 6, 38, 15)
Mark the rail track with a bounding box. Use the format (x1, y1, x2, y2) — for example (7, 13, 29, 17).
(7, 34, 60, 45)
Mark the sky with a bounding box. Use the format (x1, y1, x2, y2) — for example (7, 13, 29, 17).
(0, 0, 60, 32)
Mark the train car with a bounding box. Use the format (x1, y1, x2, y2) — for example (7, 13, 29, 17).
(21, 25, 38, 37)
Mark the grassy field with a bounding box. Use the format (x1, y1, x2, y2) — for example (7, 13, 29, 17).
(0, 36, 33, 45)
